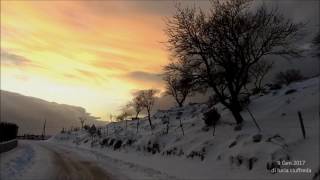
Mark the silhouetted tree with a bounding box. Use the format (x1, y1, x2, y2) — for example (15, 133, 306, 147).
(131, 95, 144, 119)
(165, 0, 303, 124)
(116, 107, 132, 130)
(163, 64, 195, 107)
(79, 117, 85, 129)
(139, 89, 159, 129)
(129, 93, 145, 133)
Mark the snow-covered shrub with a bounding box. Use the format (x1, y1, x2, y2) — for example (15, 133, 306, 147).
(312, 168, 320, 180)
(100, 138, 109, 146)
(114, 140, 122, 150)
(207, 94, 220, 108)
(268, 83, 282, 90)
(274, 69, 304, 85)
(88, 124, 97, 136)
(187, 148, 206, 161)
(252, 134, 263, 143)
(284, 89, 297, 95)
(251, 87, 268, 95)
(163, 147, 184, 156)
(228, 141, 237, 148)
(239, 94, 251, 108)
(109, 139, 115, 146)
(83, 125, 90, 130)
(145, 141, 160, 154)
(124, 139, 135, 146)
(203, 107, 221, 127)
(230, 155, 258, 170)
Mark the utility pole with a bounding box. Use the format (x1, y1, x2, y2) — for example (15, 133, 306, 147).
(42, 119, 46, 140)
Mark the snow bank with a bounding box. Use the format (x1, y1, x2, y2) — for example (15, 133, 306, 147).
(51, 77, 320, 180)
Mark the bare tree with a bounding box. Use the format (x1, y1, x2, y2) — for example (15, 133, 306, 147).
(131, 95, 144, 119)
(117, 105, 133, 130)
(163, 64, 195, 107)
(79, 117, 85, 129)
(249, 60, 273, 93)
(130, 93, 145, 133)
(139, 89, 159, 129)
(165, 0, 303, 124)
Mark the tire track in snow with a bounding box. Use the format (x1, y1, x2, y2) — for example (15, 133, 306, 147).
(40, 144, 113, 180)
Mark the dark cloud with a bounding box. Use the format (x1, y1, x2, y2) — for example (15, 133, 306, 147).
(126, 71, 163, 84)
(1, 50, 32, 66)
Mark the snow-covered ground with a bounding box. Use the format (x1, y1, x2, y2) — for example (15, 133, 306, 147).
(0, 140, 54, 180)
(51, 77, 319, 180)
(1, 77, 319, 180)
(0, 140, 125, 180)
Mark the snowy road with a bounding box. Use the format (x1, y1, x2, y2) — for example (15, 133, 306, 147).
(1, 140, 177, 180)
(0, 140, 115, 180)
(39, 143, 113, 180)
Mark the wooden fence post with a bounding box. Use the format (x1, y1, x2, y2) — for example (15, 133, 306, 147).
(246, 107, 261, 132)
(297, 111, 306, 139)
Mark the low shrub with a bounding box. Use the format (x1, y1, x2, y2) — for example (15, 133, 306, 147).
(114, 140, 122, 150)
(0, 122, 19, 142)
(285, 89, 297, 95)
(207, 94, 220, 108)
(268, 83, 282, 90)
(146, 141, 160, 154)
(274, 69, 304, 85)
(100, 138, 109, 146)
(88, 124, 97, 135)
(187, 148, 206, 161)
(83, 125, 90, 130)
(109, 139, 115, 146)
(203, 108, 221, 127)
(239, 95, 251, 108)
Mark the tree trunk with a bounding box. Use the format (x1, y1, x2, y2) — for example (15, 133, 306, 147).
(219, 95, 244, 125)
(147, 110, 153, 129)
(136, 118, 140, 133)
(212, 123, 216, 136)
(179, 118, 184, 136)
(230, 107, 244, 124)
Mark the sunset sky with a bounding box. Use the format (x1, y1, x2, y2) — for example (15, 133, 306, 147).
(0, 1, 187, 120)
(1, 1, 318, 121)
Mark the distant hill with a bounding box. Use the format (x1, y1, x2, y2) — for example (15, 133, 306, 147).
(0, 90, 105, 135)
